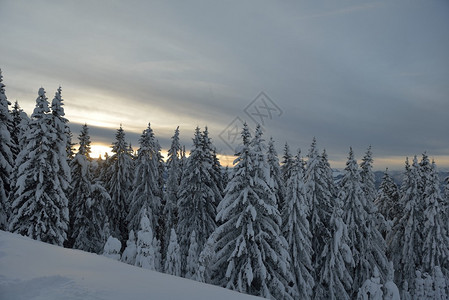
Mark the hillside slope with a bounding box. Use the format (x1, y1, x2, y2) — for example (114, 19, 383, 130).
(0, 231, 260, 300)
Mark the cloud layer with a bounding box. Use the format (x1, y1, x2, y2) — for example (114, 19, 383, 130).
(1, 1, 448, 169)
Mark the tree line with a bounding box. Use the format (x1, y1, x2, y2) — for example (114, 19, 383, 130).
(1, 69, 449, 299)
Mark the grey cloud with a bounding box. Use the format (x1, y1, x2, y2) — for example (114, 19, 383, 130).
(1, 0, 448, 169)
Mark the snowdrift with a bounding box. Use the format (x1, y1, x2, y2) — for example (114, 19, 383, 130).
(0, 231, 260, 300)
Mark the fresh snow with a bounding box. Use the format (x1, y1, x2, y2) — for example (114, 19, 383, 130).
(0, 230, 261, 300)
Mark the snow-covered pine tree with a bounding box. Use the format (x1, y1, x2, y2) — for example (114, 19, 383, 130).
(417, 153, 432, 224)
(135, 209, 157, 270)
(164, 228, 182, 277)
(356, 267, 383, 300)
(162, 127, 181, 257)
(339, 148, 389, 296)
(423, 272, 434, 299)
(414, 270, 425, 299)
(267, 137, 285, 214)
(196, 231, 216, 283)
(282, 148, 314, 299)
(0, 69, 13, 230)
(281, 142, 294, 184)
(418, 152, 432, 197)
(50, 87, 71, 191)
(375, 169, 400, 224)
(359, 146, 377, 203)
(387, 156, 422, 295)
(185, 230, 199, 280)
(68, 124, 110, 253)
(202, 127, 224, 198)
(9, 101, 29, 161)
(7, 101, 30, 230)
(212, 124, 297, 299)
(106, 125, 134, 243)
(304, 138, 334, 282)
(121, 230, 137, 265)
(103, 235, 121, 261)
(421, 161, 449, 275)
(360, 146, 392, 250)
(153, 137, 165, 244)
(433, 266, 448, 300)
(127, 123, 161, 236)
(153, 236, 162, 272)
(9, 88, 69, 246)
(383, 268, 401, 300)
(314, 195, 353, 300)
(177, 127, 219, 275)
(399, 157, 411, 197)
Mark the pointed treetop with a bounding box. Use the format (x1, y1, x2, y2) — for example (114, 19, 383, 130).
(32, 87, 50, 118)
(241, 122, 251, 146)
(112, 125, 128, 154)
(345, 147, 359, 174)
(77, 124, 91, 157)
(268, 137, 277, 154)
(0, 68, 6, 97)
(51, 86, 65, 117)
(167, 126, 181, 168)
(307, 137, 318, 159)
(254, 124, 263, 140)
(283, 142, 291, 159)
(295, 147, 302, 161)
(404, 157, 410, 171)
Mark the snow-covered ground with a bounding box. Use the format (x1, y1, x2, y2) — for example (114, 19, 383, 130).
(0, 231, 260, 300)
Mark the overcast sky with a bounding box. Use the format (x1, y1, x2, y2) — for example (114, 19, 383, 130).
(1, 1, 448, 169)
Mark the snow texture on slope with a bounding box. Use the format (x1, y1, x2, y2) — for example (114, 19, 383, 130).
(0, 231, 261, 300)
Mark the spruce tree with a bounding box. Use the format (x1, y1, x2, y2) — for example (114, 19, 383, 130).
(281, 142, 294, 183)
(9, 88, 69, 246)
(7, 102, 29, 230)
(202, 127, 224, 197)
(196, 232, 217, 283)
(127, 123, 161, 235)
(339, 148, 389, 296)
(359, 146, 377, 203)
(103, 235, 121, 260)
(162, 127, 181, 257)
(421, 161, 449, 274)
(282, 148, 314, 299)
(121, 230, 137, 265)
(387, 156, 422, 295)
(433, 266, 448, 300)
(375, 169, 400, 223)
(135, 209, 157, 270)
(9, 101, 28, 161)
(185, 230, 199, 280)
(164, 228, 182, 277)
(212, 124, 297, 299)
(267, 137, 285, 213)
(69, 124, 110, 253)
(304, 138, 334, 282)
(314, 198, 354, 300)
(356, 267, 383, 300)
(0, 69, 13, 230)
(106, 125, 134, 243)
(177, 127, 219, 274)
(50, 87, 71, 191)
